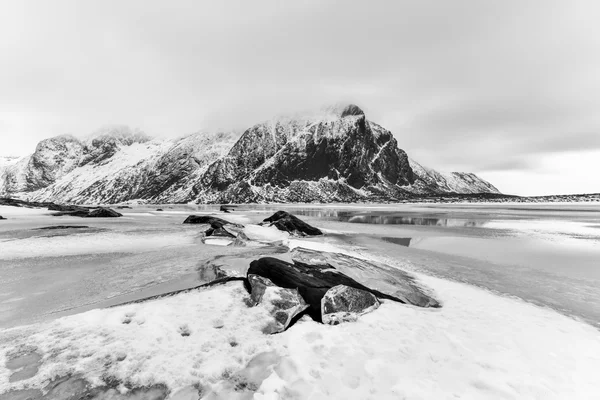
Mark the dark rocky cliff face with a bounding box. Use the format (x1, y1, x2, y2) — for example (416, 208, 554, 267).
(198, 105, 416, 202)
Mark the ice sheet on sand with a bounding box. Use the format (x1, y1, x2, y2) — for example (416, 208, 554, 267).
(0, 206, 51, 217)
(2, 275, 599, 399)
(243, 225, 289, 242)
(203, 237, 233, 246)
(0, 231, 195, 259)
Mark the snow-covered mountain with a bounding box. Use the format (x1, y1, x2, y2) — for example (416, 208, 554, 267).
(0, 105, 499, 204)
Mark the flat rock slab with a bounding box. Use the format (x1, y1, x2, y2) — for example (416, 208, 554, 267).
(35, 225, 90, 230)
(247, 257, 405, 322)
(183, 215, 241, 229)
(85, 207, 122, 218)
(321, 285, 380, 325)
(262, 211, 322, 236)
(291, 247, 440, 308)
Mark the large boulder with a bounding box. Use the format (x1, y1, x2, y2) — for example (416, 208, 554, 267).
(262, 211, 322, 236)
(85, 207, 122, 218)
(48, 204, 92, 217)
(321, 285, 379, 325)
(248, 274, 308, 333)
(48, 204, 87, 212)
(291, 247, 440, 308)
(247, 257, 405, 322)
(183, 215, 237, 228)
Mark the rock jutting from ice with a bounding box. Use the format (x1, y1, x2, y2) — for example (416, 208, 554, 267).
(262, 211, 322, 236)
(247, 274, 308, 334)
(321, 284, 380, 325)
(247, 257, 407, 322)
(85, 207, 123, 218)
(290, 247, 440, 308)
(183, 215, 238, 228)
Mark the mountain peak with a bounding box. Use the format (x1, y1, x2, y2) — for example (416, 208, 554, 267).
(321, 103, 365, 118)
(88, 125, 150, 146)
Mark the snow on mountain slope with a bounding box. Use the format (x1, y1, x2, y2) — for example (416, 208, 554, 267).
(408, 158, 500, 195)
(197, 104, 415, 203)
(29, 139, 172, 203)
(0, 105, 501, 204)
(26, 131, 240, 204)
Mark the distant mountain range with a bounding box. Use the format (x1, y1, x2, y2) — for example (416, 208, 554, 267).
(0, 104, 501, 204)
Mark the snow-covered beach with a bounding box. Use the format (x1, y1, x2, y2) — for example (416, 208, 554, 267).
(1, 203, 600, 399)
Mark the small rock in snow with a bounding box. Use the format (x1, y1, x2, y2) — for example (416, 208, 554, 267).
(321, 285, 380, 325)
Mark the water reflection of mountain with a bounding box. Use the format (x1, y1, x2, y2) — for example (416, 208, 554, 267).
(288, 209, 489, 227)
(345, 215, 487, 227)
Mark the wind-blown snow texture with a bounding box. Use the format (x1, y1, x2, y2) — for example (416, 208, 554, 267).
(0, 106, 499, 204)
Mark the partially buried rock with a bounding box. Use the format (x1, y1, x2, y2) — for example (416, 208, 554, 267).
(291, 247, 440, 308)
(247, 257, 404, 322)
(0, 215, 5, 220)
(85, 207, 122, 218)
(205, 226, 236, 238)
(220, 204, 236, 213)
(262, 211, 322, 236)
(183, 215, 235, 228)
(49, 204, 91, 217)
(321, 285, 379, 325)
(247, 274, 308, 333)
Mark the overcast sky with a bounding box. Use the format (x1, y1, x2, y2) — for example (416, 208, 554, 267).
(1, 0, 599, 195)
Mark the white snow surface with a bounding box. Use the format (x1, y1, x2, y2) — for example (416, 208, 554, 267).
(1, 272, 599, 399)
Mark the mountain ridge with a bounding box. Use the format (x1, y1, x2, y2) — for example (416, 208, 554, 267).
(0, 105, 500, 204)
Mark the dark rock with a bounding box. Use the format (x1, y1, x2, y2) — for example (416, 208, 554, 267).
(49, 203, 92, 217)
(116, 205, 132, 209)
(48, 204, 88, 212)
(183, 215, 233, 228)
(247, 257, 405, 322)
(35, 225, 89, 230)
(155, 208, 163, 211)
(205, 226, 236, 238)
(51, 209, 91, 217)
(262, 211, 322, 236)
(0, 215, 5, 220)
(321, 285, 379, 325)
(0, 197, 55, 208)
(291, 247, 440, 308)
(85, 207, 122, 218)
(220, 204, 236, 213)
(340, 104, 365, 118)
(248, 274, 308, 333)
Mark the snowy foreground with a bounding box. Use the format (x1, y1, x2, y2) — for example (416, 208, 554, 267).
(1, 206, 600, 399)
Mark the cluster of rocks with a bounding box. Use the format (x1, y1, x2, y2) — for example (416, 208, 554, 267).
(261, 211, 322, 236)
(183, 211, 322, 246)
(49, 204, 122, 218)
(244, 255, 438, 332)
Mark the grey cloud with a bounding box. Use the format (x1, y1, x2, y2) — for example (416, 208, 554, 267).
(0, 0, 599, 194)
